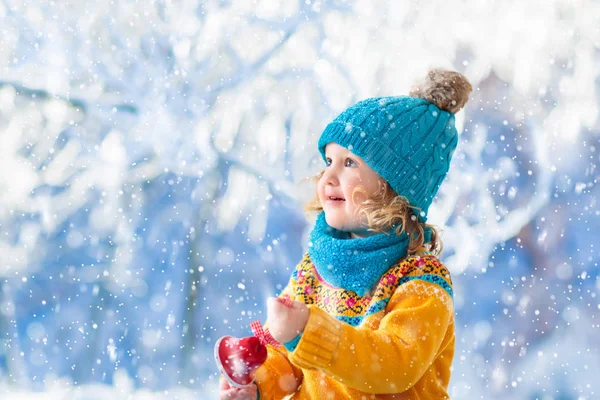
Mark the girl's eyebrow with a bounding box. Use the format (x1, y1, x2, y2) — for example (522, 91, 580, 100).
(326, 151, 359, 158)
(325, 151, 351, 159)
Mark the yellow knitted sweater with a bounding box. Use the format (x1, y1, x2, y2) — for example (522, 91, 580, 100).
(254, 252, 455, 400)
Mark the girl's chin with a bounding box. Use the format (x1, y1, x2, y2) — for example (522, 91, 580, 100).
(323, 214, 345, 229)
(323, 213, 363, 233)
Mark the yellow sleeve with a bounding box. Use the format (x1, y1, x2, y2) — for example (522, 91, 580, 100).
(287, 280, 453, 394)
(254, 272, 304, 399)
(254, 345, 303, 399)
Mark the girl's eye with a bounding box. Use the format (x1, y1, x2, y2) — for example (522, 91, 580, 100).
(325, 157, 357, 167)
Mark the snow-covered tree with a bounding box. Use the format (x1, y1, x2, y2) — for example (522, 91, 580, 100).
(1, 0, 598, 398)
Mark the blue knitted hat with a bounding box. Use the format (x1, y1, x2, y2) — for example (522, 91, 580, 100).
(318, 69, 471, 222)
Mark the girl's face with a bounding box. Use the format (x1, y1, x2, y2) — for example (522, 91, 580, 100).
(318, 143, 384, 238)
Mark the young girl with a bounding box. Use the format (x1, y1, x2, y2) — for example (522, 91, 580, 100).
(219, 68, 472, 400)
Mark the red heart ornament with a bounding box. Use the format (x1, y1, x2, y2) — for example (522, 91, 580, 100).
(214, 335, 268, 388)
(215, 297, 293, 387)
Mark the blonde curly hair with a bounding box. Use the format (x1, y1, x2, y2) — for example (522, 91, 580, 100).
(304, 171, 443, 256)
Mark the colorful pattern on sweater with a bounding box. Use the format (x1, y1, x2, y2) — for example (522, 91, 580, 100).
(290, 252, 453, 327)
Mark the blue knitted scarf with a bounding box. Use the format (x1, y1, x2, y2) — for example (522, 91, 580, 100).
(307, 212, 432, 296)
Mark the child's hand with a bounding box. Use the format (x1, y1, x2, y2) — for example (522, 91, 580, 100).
(266, 297, 309, 344)
(218, 376, 258, 400)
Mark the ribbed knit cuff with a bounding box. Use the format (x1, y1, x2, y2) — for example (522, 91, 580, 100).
(289, 306, 342, 369)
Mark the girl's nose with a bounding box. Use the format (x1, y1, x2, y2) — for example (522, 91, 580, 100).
(321, 168, 339, 186)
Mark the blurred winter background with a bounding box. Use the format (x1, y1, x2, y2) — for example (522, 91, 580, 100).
(0, 0, 599, 399)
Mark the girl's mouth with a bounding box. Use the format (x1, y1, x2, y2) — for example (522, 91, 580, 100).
(325, 196, 346, 206)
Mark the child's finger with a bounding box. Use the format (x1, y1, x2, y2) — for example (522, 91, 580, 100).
(218, 387, 237, 400)
(219, 375, 231, 390)
(267, 297, 284, 314)
(219, 386, 256, 400)
(237, 384, 258, 399)
(291, 300, 305, 309)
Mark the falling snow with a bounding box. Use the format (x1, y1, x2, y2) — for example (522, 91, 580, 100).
(0, 1, 599, 399)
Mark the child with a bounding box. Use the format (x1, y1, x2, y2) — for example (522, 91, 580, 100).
(218, 68, 472, 400)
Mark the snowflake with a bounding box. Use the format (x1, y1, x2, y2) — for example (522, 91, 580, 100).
(229, 355, 251, 378)
(224, 338, 240, 349)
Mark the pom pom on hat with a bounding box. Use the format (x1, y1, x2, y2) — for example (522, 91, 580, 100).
(409, 68, 472, 114)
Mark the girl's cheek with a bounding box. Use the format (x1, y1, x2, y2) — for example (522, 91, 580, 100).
(316, 182, 324, 197)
